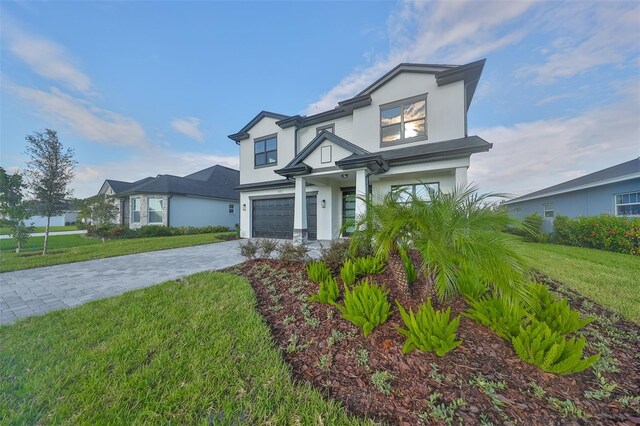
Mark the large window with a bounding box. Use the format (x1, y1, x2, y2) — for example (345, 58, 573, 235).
(391, 182, 439, 203)
(616, 191, 640, 216)
(148, 197, 164, 224)
(131, 197, 141, 223)
(254, 135, 277, 167)
(380, 95, 427, 145)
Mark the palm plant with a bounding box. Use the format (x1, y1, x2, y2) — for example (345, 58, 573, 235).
(351, 184, 531, 304)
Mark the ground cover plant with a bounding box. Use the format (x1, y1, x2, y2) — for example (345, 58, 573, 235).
(0, 272, 368, 425)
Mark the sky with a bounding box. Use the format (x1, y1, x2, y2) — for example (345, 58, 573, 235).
(1, 0, 639, 199)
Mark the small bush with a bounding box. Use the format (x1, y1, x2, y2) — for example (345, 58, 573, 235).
(277, 241, 309, 264)
(456, 266, 488, 300)
(258, 239, 278, 259)
(353, 255, 385, 275)
(340, 259, 357, 286)
(137, 225, 173, 238)
(309, 277, 340, 304)
(552, 214, 640, 255)
(523, 212, 546, 242)
(306, 261, 333, 284)
(239, 239, 259, 260)
(319, 239, 352, 272)
(396, 299, 462, 356)
(512, 320, 600, 374)
(528, 283, 593, 335)
(398, 247, 418, 285)
(338, 279, 391, 336)
(465, 294, 527, 341)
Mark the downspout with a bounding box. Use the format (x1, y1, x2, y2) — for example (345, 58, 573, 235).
(167, 195, 172, 227)
(294, 126, 299, 156)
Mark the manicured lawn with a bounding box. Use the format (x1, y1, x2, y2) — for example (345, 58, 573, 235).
(0, 225, 78, 234)
(0, 272, 365, 425)
(519, 242, 640, 323)
(0, 233, 236, 273)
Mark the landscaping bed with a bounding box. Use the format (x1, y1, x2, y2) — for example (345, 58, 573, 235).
(237, 259, 640, 425)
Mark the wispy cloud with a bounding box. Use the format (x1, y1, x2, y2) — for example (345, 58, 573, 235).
(535, 93, 573, 106)
(4, 21, 93, 94)
(8, 84, 149, 148)
(171, 117, 205, 142)
(306, 0, 534, 114)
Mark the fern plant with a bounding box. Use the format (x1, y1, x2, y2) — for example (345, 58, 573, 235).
(398, 246, 418, 284)
(512, 320, 600, 374)
(337, 279, 391, 336)
(340, 259, 357, 286)
(465, 294, 527, 340)
(396, 299, 462, 356)
(306, 261, 333, 284)
(353, 256, 386, 276)
(308, 277, 340, 304)
(528, 283, 593, 335)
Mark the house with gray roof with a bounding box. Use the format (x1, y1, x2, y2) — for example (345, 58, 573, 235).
(97, 165, 239, 229)
(229, 60, 492, 241)
(504, 158, 640, 232)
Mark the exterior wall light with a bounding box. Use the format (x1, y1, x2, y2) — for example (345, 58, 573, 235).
(321, 199, 326, 208)
(242, 204, 246, 211)
(340, 173, 349, 178)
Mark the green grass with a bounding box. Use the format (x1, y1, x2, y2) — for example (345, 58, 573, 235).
(0, 233, 236, 273)
(0, 272, 367, 425)
(0, 225, 78, 234)
(519, 242, 640, 323)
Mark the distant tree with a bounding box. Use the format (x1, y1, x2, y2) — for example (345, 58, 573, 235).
(78, 195, 118, 225)
(0, 167, 33, 252)
(25, 129, 77, 254)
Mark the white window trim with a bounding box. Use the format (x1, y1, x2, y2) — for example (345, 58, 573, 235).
(543, 203, 554, 218)
(391, 182, 439, 203)
(615, 191, 640, 216)
(147, 196, 164, 224)
(131, 197, 141, 224)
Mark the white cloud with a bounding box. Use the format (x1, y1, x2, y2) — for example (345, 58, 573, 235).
(8, 84, 149, 148)
(4, 22, 93, 94)
(468, 96, 640, 197)
(171, 117, 205, 142)
(306, 0, 534, 114)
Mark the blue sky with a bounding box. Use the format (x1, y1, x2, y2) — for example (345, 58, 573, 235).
(1, 0, 638, 198)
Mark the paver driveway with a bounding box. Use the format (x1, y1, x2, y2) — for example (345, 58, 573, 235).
(0, 240, 244, 325)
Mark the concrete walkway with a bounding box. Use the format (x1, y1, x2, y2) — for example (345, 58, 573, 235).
(0, 230, 87, 239)
(0, 240, 244, 325)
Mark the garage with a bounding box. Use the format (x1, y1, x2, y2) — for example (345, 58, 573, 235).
(252, 196, 317, 240)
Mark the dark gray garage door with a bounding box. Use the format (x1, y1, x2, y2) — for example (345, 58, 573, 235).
(252, 196, 316, 240)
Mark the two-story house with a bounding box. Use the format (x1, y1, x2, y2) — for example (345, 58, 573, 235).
(229, 60, 492, 242)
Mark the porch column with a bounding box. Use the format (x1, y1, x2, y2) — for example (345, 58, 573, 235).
(293, 176, 307, 243)
(455, 166, 468, 188)
(355, 169, 367, 223)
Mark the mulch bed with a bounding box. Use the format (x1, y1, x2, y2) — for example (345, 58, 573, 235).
(233, 260, 640, 425)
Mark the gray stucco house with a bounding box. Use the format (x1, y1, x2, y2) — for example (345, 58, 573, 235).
(504, 158, 640, 232)
(97, 165, 240, 229)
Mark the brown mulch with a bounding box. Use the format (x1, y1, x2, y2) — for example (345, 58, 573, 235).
(233, 260, 640, 425)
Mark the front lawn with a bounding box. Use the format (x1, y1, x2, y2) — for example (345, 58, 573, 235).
(0, 272, 367, 425)
(0, 232, 236, 273)
(518, 242, 640, 323)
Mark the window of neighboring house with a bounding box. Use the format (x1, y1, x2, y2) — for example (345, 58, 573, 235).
(148, 197, 164, 224)
(615, 191, 640, 216)
(229, 204, 236, 214)
(544, 203, 554, 218)
(131, 197, 141, 223)
(316, 124, 335, 135)
(391, 182, 439, 203)
(254, 135, 277, 167)
(380, 95, 427, 145)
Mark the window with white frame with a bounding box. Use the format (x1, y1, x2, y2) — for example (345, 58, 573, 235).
(615, 191, 640, 216)
(148, 197, 164, 224)
(380, 95, 427, 145)
(131, 197, 141, 223)
(391, 182, 439, 203)
(544, 203, 554, 218)
(229, 204, 236, 214)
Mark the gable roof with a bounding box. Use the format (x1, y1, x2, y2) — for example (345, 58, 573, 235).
(100, 177, 154, 195)
(115, 165, 239, 201)
(504, 158, 640, 204)
(228, 111, 289, 143)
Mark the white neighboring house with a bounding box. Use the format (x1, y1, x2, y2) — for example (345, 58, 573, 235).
(229, 60, 493, 242)
(97, 165, 240, 229)
(25, 211, 78, 227)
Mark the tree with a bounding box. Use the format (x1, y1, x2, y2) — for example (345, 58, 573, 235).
(0, 167, 33, 253)
(25, 129, 76, 254)
(78, 195, 118, 226)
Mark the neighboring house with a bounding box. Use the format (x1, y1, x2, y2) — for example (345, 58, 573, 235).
(504, 158, 640, 232)
(97, 165, 240, 229)
(229, 60, 493, 241)
(26, 211, 78, 227)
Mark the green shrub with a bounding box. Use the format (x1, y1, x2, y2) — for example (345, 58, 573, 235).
(337, 279, 390, 336)
(552, 214, 640, 255)
(465, 294, 527, 340)
(528, 283, 592, 335)
(319, 239, 352, 272)
(239, 239, 259, 260)
(340, 259, 357, 286)
(398, 247, 418, 285)
(456, 265, 488, 299)
(522, 212, 546, 242)
(397, 299, 462, 356)
(309, 277, 340, 304)
(277, 241, 309, 264)
(353, 255, 386, 276)
(137, 225, 173, 237)
(306, 261, 333, 284)
(512, 320, 600, 374)
(258, 238, 278, 259)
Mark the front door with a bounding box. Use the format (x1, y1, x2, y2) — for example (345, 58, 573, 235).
(342, 190, 356, 236)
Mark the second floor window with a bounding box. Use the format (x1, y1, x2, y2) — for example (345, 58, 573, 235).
(380, 95, 427, 145)
(255, 135, 277, 167)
